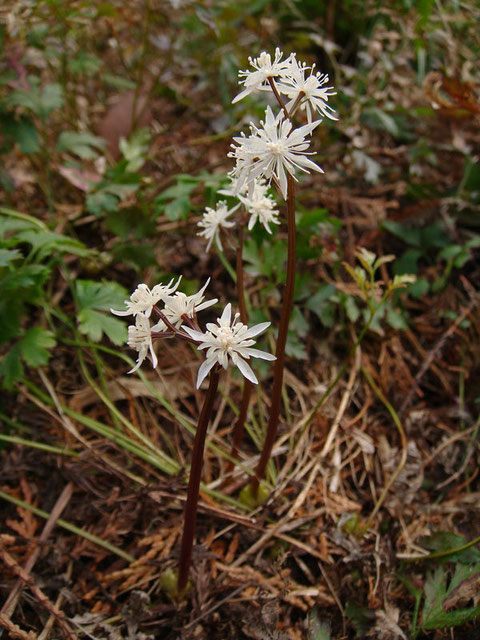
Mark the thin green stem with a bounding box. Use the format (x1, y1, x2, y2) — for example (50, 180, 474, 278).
(251, 173, 296, 496)
(177, 367, 221, 593)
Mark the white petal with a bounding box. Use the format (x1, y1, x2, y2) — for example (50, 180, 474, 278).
(196, 358, 216, 389)
(182, 326, 207, 342)
(241, 347, 276, 361)
(242, 321, 271, 339)
(195, 298, 218, 312)
(235, 357, 258, 384)
(220, 303, 232, 325)
(110, 306, 131, 316)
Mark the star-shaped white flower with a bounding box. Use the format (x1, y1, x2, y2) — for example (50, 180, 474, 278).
(126, 314, 158, 373)
(239, 179, 280, 234)
(229, 106, 324, 199)
(276, 56, 338, 123)
(197, 201, 239, 251)
(161, 279, 218, 328)
(182, 303, 276, 388)
(232, 48, 294, 104)
(111, 277, 181, 318)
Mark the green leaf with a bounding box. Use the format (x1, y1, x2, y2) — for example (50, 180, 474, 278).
(0, 328, 55, 388)
(75, 280, 128, 344)
(1, 115, 40, 154)
(20, 327, 56, 366)
(0, 343, 23, 388)
(382, 220, 422, 247)
(421, 564, 480, 630)
(56, 131, 105, 159)
(154, 175, 198, 221)
(0, 248, 22, 267)
(77, 308, 127, 345)
(86, 190, 119, 216)
(119, 127, 150, 172)
(307, 284, 336, 327)
(14, 229, 91, 260)
(7, 82, 64, 120)
(296, 208, 330, 227)
(1, 264, 50, 291)
(386, 305, 408, 330)
(75, 279, 128, 311)
(408, 277, 429, 298)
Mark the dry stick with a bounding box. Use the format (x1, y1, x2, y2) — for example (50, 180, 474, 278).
(1, 482, 74, 620)
(177, 367, 221, 593)
(251, 174, 296, 496)
(226, 220, 254, 474)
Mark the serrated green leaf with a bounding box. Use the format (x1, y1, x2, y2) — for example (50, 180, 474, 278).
(56, 130, 105, 159)
(2, 115, 40, 154)
(1, 264, 50, 290)
(14, 229, 91, 260)
(422, 563, 480, 630)
(7, 82, 64, 120)
(0, 248, 22, 267)
(86, 190, 119, 216)
(0, 343, 23, 388)
(19, 327, 56, 367)
(77, 308, 127, 345)
(75, 279, 128, 311)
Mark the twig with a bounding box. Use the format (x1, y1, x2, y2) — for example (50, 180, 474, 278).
(1, 483, 73, 620)
(0, 541, 76, 640)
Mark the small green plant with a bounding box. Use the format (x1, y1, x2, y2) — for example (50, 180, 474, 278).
(0, 208, 129, 389)
(401, 532, 480, 638)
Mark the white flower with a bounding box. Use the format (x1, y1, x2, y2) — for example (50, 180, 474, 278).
(127, 314, 157, 373)
(217, 176, 248, 198)
(162, 279, 218, 328)
(229, 106, 324, 199)
(232, 48, 294, 104)
(276, 56, 337, 123)
(182, 303, 276, 388)
(111, 277, 181, 318)
(239, 179, 280, 234)
(197, 201, 239, 251)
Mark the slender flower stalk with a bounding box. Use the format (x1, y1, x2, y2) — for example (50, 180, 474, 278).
(226, 219, 254, 474)
(251, 173, 296, 495)
(177, 366, 220, 593)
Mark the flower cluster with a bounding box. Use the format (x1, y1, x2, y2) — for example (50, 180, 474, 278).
(111, 281, 275, 384)
(196, 48, 336, 252)
(111, 279, 218, 373)
(232, 48, 337, 123)
(196, 201, 238, 251)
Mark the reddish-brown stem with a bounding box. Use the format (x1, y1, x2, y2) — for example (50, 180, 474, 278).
(251, 173, 296, 495)
(226, 219, 253, 474)
(268, 76, 290, 119)
(177, 367, 220, 593)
